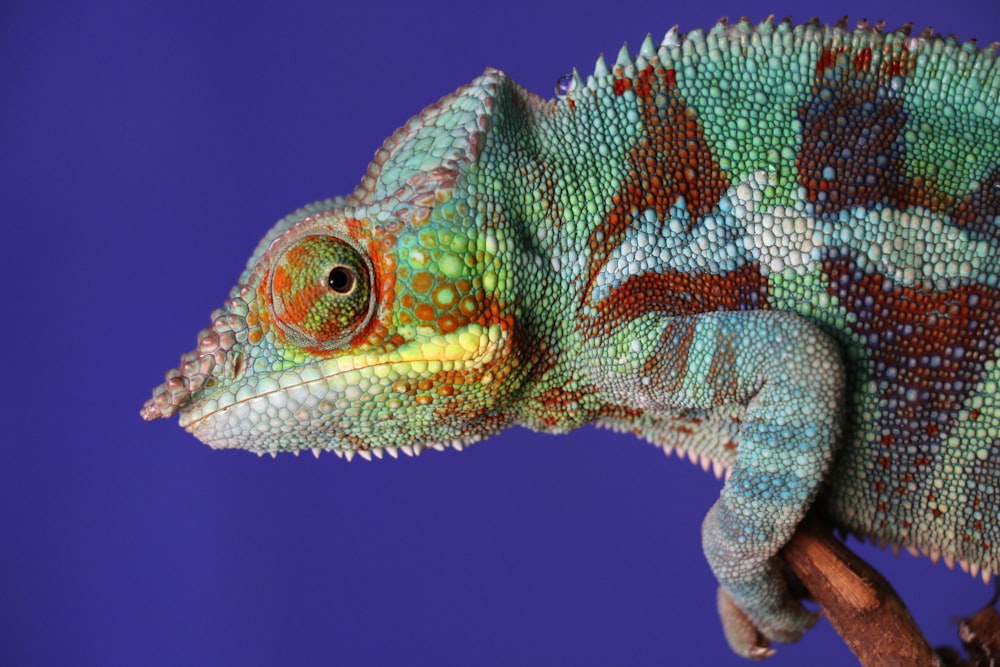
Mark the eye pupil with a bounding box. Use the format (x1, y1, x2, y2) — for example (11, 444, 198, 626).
(327, 266, 355, 294)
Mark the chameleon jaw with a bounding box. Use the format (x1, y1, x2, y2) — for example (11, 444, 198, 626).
(178, 323, 505, 453)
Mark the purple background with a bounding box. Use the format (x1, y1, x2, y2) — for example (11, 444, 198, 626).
(3, 1, 998, 665)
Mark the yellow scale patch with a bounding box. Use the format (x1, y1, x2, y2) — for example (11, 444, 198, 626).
(299, 323, 502, 389)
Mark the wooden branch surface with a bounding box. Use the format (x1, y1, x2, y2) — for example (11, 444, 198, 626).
(781, 517, 941, 666)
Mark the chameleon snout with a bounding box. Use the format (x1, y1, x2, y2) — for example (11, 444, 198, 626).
(141, 308, 245, 422)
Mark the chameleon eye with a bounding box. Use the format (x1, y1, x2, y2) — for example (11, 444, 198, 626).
(270, 234, 374, 349)
(327, 265, 356, 294)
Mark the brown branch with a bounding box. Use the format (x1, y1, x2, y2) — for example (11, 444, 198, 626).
(941, 605, 1000, 667)
(781, 517, 940, 666)
(782, 517, 1000, 665)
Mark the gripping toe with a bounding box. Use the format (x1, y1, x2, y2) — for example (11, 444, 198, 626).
(717, 585, 818, 658)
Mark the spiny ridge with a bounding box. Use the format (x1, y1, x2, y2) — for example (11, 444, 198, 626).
(256, 440, 474, 461)
(593, 419, 730, 481)
(841, 528, 995, 584)
(578, 16, 998, 94)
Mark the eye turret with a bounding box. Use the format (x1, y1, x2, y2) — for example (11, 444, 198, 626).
(269, 234, 375, 349)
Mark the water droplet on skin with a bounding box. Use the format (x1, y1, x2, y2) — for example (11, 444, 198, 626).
(555, 74, 573, 98)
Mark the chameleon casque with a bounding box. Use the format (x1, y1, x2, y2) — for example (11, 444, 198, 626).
(143, 17, 1000, 659)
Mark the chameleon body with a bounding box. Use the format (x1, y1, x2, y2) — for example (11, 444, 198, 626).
(143, 18, 1000, 658)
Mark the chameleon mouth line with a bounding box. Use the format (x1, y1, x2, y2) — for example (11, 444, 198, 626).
(183, 323, 499, 428)
(181, 357, 473, 429)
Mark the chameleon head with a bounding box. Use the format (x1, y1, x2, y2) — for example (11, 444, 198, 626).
(142, 69, 535, 455)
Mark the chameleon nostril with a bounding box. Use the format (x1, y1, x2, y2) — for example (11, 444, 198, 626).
(231, 353, 245, 380)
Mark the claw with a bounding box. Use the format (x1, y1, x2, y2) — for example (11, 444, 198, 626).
(718, 586, 775, 659)
(747, 645, 777, 660)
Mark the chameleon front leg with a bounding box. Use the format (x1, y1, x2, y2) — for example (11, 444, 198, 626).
(588, 310, 845, 656)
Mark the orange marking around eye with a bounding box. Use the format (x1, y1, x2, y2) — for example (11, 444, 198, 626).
(272, 265, 294, 295)
(412, 272, 434, 293)
(415, 303, 436, 321)
(459, 296, 478, 316)
(431, 285, 455, 307)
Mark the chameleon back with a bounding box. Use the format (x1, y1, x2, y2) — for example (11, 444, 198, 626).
(546, 21, 1000, 578)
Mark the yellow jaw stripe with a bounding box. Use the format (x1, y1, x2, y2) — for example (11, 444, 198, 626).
(180, 323, 504, 429)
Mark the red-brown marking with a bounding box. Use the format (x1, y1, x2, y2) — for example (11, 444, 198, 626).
(950, 165, 1000, 241)
(533, 384, 600, 428)
(584, 65, 730, 318)
(637, 318, 700, 395)
(815, 47, 840, 77)
(633, 65, 655, 99)
(824, 253, 1000, 492)
(799, 41, 919, 216)
(592, 263, 769, 332)
(853, 47, 872, 72)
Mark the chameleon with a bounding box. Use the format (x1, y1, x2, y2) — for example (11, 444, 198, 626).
(142, 17, 1000, 659)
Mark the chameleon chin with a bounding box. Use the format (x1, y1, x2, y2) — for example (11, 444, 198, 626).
(144, 17, 1000, 660)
